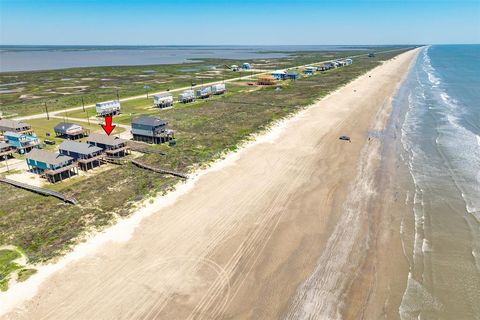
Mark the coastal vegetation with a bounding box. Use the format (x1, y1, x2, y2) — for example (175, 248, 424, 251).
(0, 49, 398, 117)
(0, 47, 411, 291)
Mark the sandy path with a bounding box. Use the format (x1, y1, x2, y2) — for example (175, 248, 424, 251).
(1, 49, 419, 320)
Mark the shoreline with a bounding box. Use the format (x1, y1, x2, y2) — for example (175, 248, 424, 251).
(1, 48, 420, 319)
(339, 51, 420, 318)
(281, 50, 420, 319)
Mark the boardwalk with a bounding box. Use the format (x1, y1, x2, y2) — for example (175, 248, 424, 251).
(0, 177, 77, 204)
(131, 159, 188, 179)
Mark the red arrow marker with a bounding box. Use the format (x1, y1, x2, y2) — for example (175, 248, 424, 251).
(101, 115, 116, 136)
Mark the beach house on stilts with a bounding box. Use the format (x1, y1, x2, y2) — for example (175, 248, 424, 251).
(87, 133, 130, 158)
(131, 116, 174, 144)
(153, 93, 174, 109)
(25, 148, 78, 183)
(59, 140, 104, 171)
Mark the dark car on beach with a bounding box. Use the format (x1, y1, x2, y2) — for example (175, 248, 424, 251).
(339, 135, 351, 141)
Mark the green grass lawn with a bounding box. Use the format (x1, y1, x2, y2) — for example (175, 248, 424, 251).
(0, 48, 413, 286)
(27, 117, 125, 151)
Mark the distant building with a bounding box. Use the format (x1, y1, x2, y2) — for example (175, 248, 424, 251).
(87, 133, 129, 157)
(0, 142, 13, 160)
(131, 116, 174, 144)
(196, 87, 212, 99)
(211, 83, 226, 95)
(178, 90, 195, 104)
(304, 66, 316, 75)
(59, 140, 104, 171)
(242, 63, 251, 70)
(325, 62, 336, 69)
(4, 131, 40, 154)
(368, 53, 375, 58)
(26, 148, 77, 183)
(96, 100, 121, 117)
(286, 72, 299, 80)
(0, 119, 33, 134)
(54, 122, 88, 140)
(153, 93, 174, 108)
(231, 65, 239, 72)
(317, 63, 332, 71)
(257, 75, 276, 85)
(271, 70, 287, 80)
(345, 58, 353, 65)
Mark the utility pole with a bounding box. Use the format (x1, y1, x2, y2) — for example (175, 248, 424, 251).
(144, 85, 151, 99)
(82, 97, 85, 112)
(116, 89, 119, 101)
(86, 108, 91, 126)
(45, 102, 49, 120)
(4, 155, 9, 172)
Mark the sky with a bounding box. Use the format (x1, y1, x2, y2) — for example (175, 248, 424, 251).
(0, 0, 479, 45)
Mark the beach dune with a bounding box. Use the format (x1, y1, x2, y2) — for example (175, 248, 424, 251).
(1, 48, 419, 320)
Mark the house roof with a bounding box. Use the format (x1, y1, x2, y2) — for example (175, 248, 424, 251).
(54, 122, 82, 132)
(59, 140, 102, 155)
(287, 72, 299, 76)
(87, 133, 126, 146)
(132, 116, 166, 127)
(26, 148, 73, 165)
(0, 142, 11, 149)
(4, 131, 23, 138)
(272, 70, 287, 74)
(0, 119, 31, 130)
(153, 93, 172, 99)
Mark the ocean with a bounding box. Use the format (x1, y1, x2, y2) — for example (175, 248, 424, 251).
(0, 45, 369, 72)
(394, 45, 480, 319)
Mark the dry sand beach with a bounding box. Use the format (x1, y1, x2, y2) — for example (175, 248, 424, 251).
(1, 48, 420, 319)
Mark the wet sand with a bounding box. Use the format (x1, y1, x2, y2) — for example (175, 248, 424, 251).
(1, 48, 420, 320)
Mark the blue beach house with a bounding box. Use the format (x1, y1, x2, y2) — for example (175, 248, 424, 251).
(242, 63, 251, 70)
(286, 72, 299, 80)
(4, 131, 40, 154)
(25, 148, 77, 183)
(271, 70, 287, 80)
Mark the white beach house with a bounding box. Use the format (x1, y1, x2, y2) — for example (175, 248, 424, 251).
(153, 93, 174, 108)
(96, 100, 121, 117)
(211, 83, 226, 95)
(178, 90, 195, 103)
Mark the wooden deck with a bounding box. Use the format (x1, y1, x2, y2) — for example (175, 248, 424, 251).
(77, 154, 104, 164)
(0, 149, 14, 157)
(0, 177, 77, 204)
(106, 146, 130, 156)
(43, 163, 78, 176)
